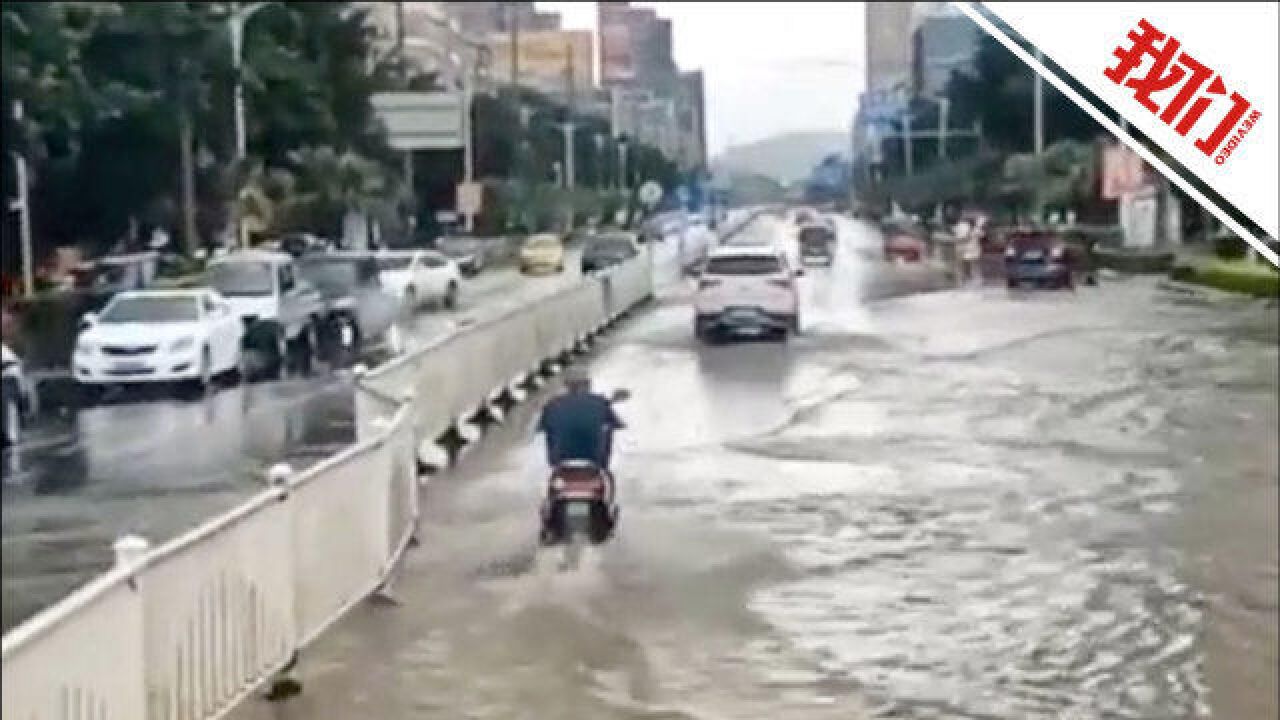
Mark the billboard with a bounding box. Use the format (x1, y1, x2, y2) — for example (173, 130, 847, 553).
(1100, 143, 1149, 199)
(599, 3, 636, 83)
(486, 30, 594, 96)
(370, 92, 464, 150)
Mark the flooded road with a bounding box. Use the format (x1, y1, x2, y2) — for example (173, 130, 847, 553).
(230, 216, 1278, 720)
(0, 250, 592, 632)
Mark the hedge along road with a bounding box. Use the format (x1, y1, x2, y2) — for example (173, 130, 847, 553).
(0, 243, 605, 632)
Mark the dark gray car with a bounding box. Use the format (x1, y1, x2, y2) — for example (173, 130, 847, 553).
(297, 253, 403, 361)
(581, 233, 640, 274)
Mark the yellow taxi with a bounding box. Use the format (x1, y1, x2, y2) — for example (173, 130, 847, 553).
(519, 233, 566, 275)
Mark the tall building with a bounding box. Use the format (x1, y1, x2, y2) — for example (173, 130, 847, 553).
(865, 1, 914, 94)
(911, 9, 981, 96)
(598, 2, 675, 89)
(360, 2, 483, 89)
(675, 71, 707, 171)
(485, 29, 595, 101)
(444, 2, 560, 36)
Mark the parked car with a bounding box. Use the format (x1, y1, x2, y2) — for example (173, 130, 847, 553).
(2, 342, 36, 448)
(74, 251, 160, 293)
(581, 232, 641, 274)
(797, 223, 836, 266)
(206, 250, 327, 375)
(1003, 230, 1085, 290)
(274, 232, 331, 258)
(376, 249, 461, 311)
(694, 246, 801, 342)
(519, 234, 566, 275)
(297, 252, 403, 359)
(73, 289, 245, 399)
(436, 235, 487, 277)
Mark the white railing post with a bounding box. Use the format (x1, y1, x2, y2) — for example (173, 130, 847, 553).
(263, 462, 301, 701)
(114, 534, 151, 569)
(267, 462, 292, 488)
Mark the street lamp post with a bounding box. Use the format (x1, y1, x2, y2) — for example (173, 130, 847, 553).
(593, 134, 605, 189)
(616, 139, 628, 191)
(9, 101, 34, 298)
(937, 97, 950, 160)
(228, 1, 277, 248)
(1033, 48, 1044, 155)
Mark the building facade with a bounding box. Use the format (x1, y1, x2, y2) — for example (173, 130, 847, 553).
(444, 2, 560, 36)
(865, 1, 914, 94)
(675, 71, 707, 171)
(484, 29, 595, 101)
(911, 9, 980, 96)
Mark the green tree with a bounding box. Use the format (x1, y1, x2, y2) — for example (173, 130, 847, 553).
(946, 34, 1100, 152)
(284, 146, 398, 239)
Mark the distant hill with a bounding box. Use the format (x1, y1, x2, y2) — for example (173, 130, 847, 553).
(711, 131, 849, 185)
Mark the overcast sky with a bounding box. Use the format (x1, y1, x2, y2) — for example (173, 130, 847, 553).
(537, 2, 865, 157)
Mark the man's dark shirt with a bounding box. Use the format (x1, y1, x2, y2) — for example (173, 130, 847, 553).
(537, 391, 623, 467)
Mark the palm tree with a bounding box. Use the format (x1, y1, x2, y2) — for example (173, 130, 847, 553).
(285, 145, 398, 239)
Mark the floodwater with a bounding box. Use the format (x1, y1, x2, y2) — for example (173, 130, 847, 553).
(238, 217, 1280, 719)
(1, 249, 592, 632)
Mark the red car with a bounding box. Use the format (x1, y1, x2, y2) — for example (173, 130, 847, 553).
(884, 230, 926, 263)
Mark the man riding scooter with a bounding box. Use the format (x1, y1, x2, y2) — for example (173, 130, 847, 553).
(535, 366, 627, 544)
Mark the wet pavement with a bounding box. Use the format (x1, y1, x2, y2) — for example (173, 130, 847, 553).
(1, 252, 590, 632)
(228, 215, 1277, 720)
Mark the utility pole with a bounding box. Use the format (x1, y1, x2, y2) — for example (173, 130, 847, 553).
(1033, 48, 1044, 155)
(10, 101, 33, 298)
(396, 1, 414, 238)
(562, 42, 576, 190)
(462, 52, 476, 232)
(937, 97, 949, 160)
(617, 139, 628, 190)
(594, 134, 606, 189)
(509, 2, 519, 92)
(903, 107, 913, 177)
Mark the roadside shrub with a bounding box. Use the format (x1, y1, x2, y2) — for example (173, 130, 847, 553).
(1177, 260, 1280, 297)
(1213, 233, 1248, 260)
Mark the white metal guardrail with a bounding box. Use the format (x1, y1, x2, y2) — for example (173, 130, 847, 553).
(1, 248, 654, 720)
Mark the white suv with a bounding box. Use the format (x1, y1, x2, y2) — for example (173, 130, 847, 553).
(694, 246, 801, 342)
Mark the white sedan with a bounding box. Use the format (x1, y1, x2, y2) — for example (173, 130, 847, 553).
(377, 250, 462, 311)
(73, 289, 244, 396)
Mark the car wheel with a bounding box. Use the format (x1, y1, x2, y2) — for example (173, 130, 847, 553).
(330, 315, 359, 367)
(296, 322, 319, 377)
(75, 382, 104, 408)
(182, 346, 213, 400)
(272, 327, 289, 380)
(230, 348, 249, 385)
(443, 281, 458, 310)
(1, 393, 20, 448)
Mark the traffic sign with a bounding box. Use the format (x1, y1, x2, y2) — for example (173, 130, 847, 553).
(456, 182, 483, 216)
(638, 181, 663, 208)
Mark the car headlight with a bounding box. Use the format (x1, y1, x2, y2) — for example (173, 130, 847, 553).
(169, 336, 195, 353)
(1050, 246, 1065, 259)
